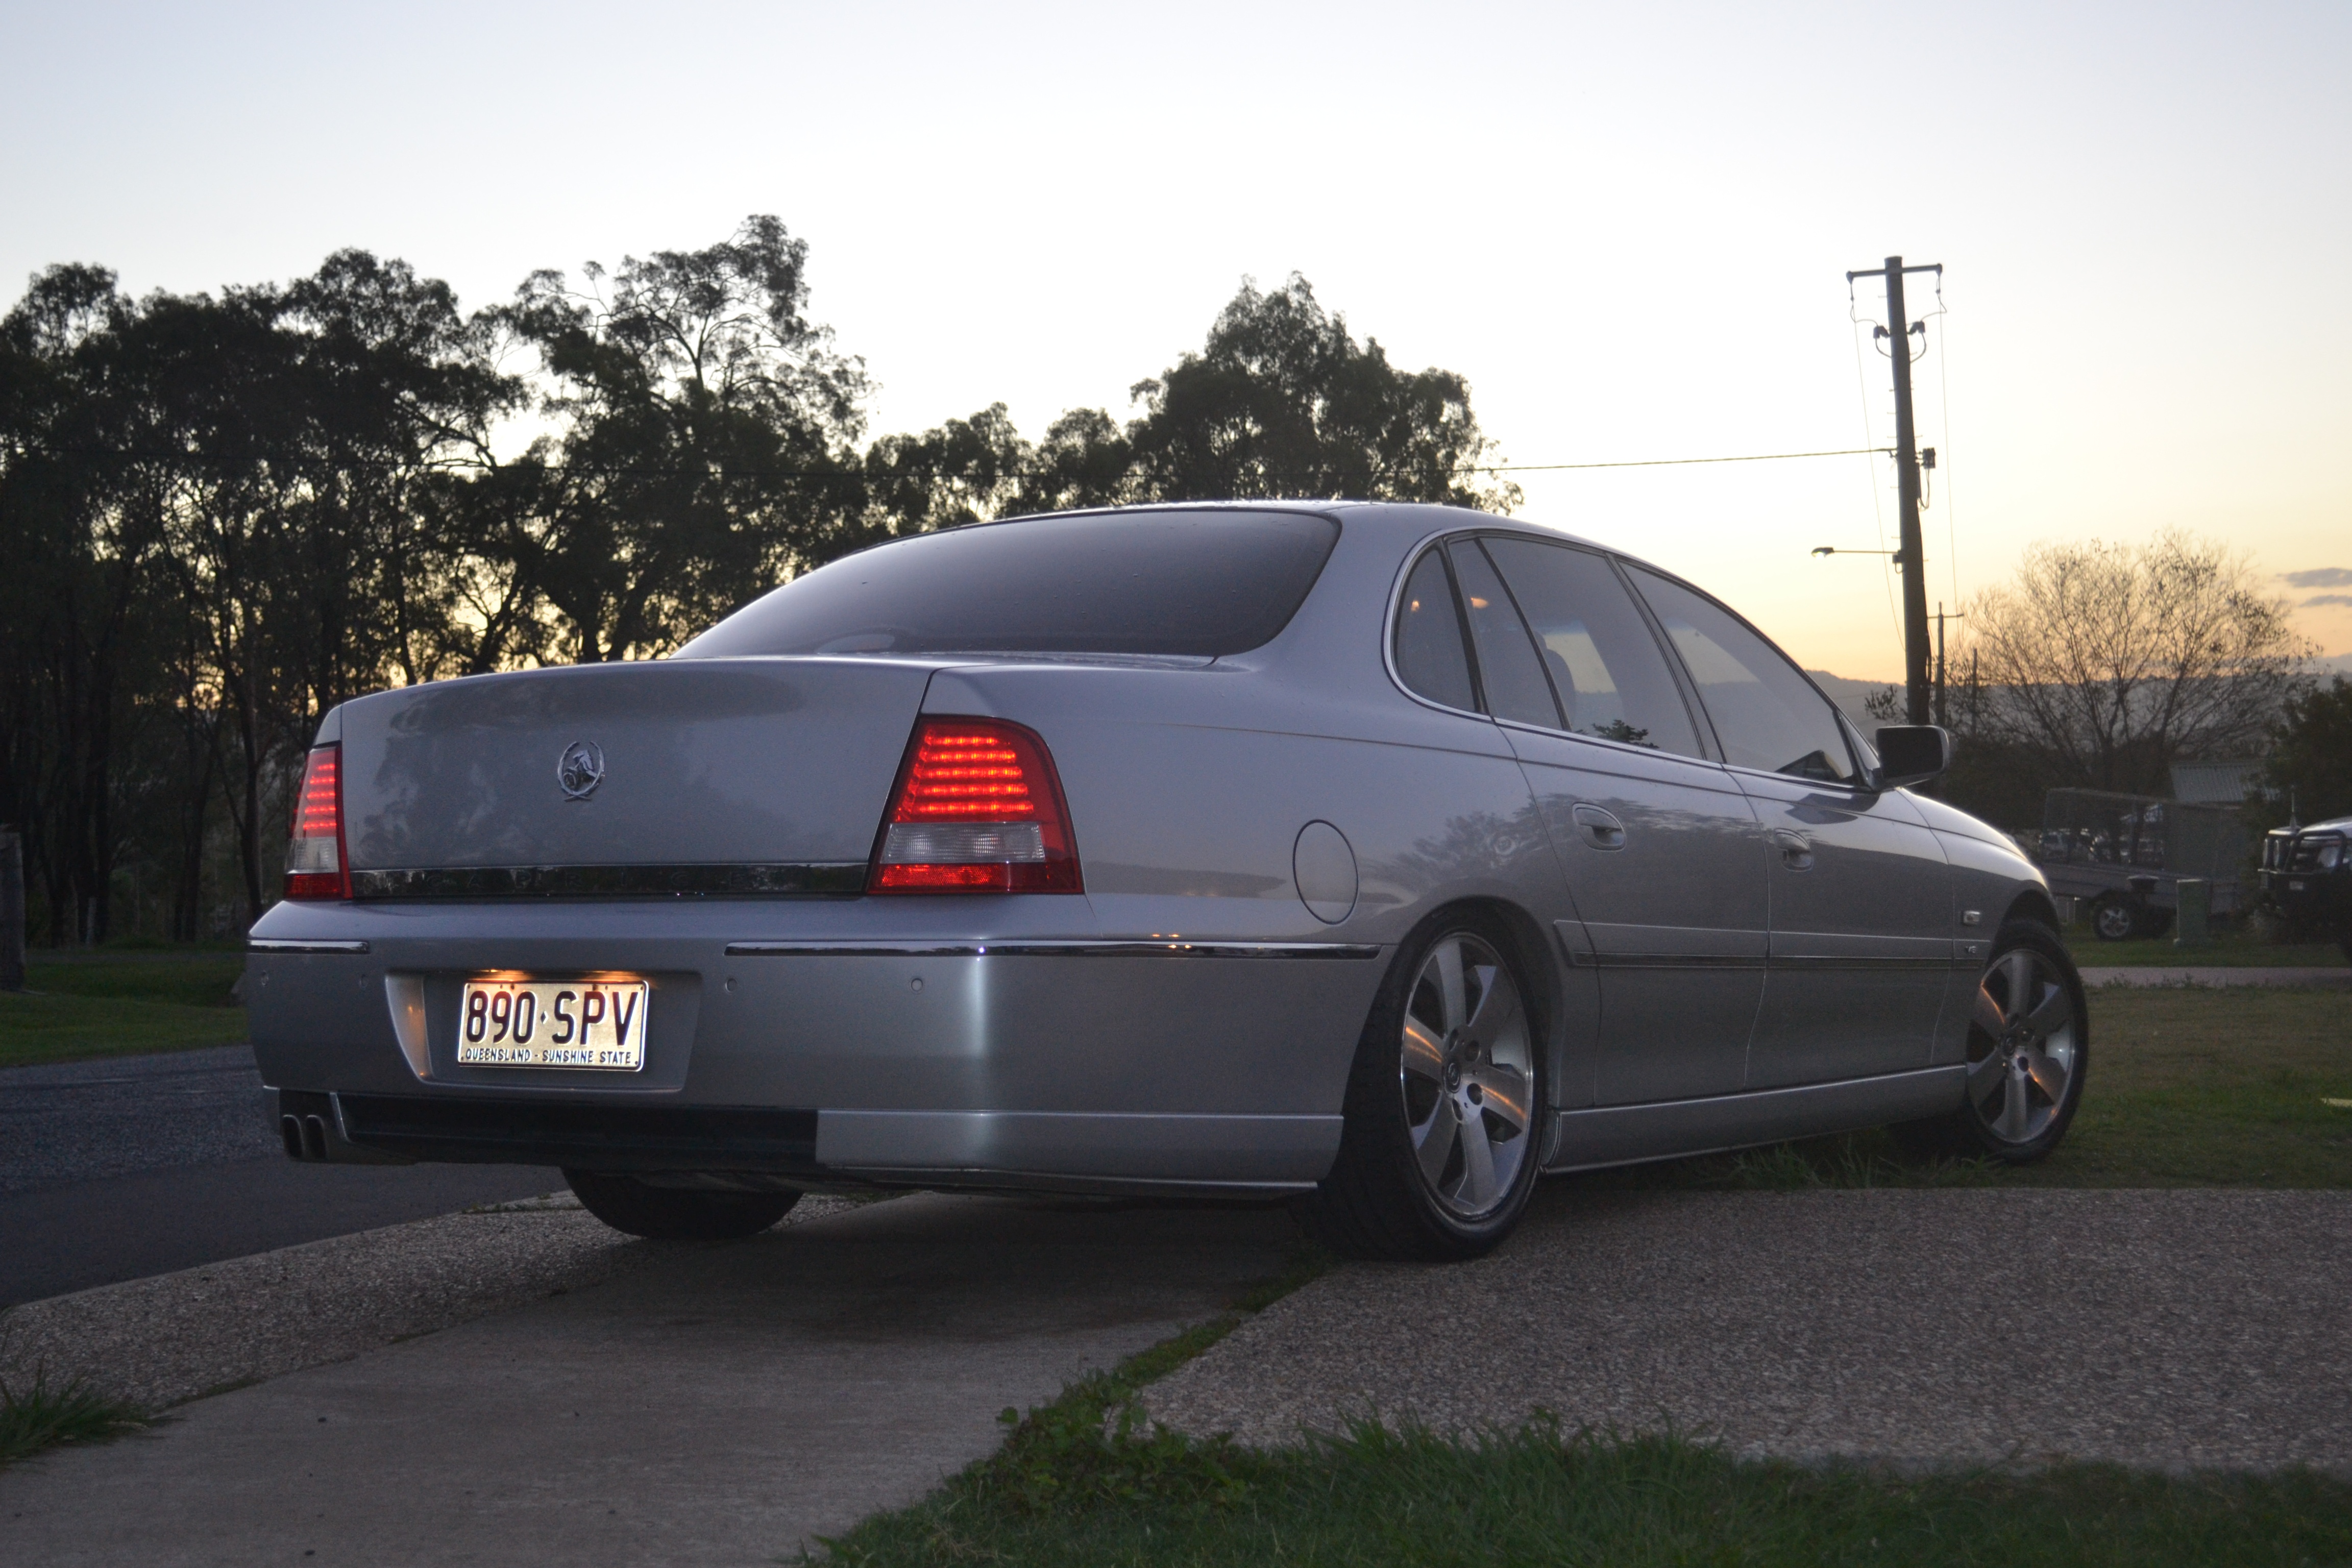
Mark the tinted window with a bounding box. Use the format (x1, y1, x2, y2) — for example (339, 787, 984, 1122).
(1448, 541, 1560, 728)
(1627, 569, 1860, 783)
(1393, 549, 1477, 711)
(678, 510, 1341, 659)
(1481, 538, 1704, 758)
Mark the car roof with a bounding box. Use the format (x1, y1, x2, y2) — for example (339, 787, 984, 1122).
(981, 499, 1623, 567)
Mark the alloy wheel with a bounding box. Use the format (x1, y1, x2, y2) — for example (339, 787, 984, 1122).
(1964, 946, 2079, 1146)
(1396, 933, 1535, 1220)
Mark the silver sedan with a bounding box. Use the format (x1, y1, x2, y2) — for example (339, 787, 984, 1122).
(248, 503, 2086, 1259)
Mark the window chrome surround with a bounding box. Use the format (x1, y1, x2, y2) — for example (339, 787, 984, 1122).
(350, 863, 869, 900)
(248, 938, 372, 954)
(724, 939, 1382, 960)
(1379, 526, 1726, 768)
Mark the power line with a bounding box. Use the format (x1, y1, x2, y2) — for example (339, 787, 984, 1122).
(1459, 446, 1890, 474)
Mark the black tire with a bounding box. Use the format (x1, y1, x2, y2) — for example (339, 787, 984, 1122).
(1293, 910, 1546, 1262)
(564, 1169, 799, 1240)
(2088, 896, 2137, 942)
(1891, 918, 2088, 1164)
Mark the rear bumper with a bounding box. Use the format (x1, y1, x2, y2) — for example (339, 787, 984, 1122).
(246, 899, 1380, 1192)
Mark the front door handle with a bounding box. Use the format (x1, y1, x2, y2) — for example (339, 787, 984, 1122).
(1774, 829, 1815, 871)
(1572, 803, 1627, 850)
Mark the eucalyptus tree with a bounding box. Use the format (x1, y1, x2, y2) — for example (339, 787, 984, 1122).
(491, 215, 870, 660)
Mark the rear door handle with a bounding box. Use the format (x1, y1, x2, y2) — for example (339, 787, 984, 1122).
(1571, 804, 1627, 850)
(1774, 829, 1814, 871)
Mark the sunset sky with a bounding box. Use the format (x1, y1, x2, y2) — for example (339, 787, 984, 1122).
(5, 0, 2345, 680)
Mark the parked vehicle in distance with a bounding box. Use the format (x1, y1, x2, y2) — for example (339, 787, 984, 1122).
(248, 504, 2087, 1260)
(2033, 788, 2247, 941)
(2259, 815, 2352, 961)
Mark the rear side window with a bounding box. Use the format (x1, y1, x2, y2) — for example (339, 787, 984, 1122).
(1392, 549, 1478, 712)
(679, 509, 1341, 659)
(1481, 538, 1705, 758)
(1447, 542, 1560, 729)
(1627, 568, 1860, 784)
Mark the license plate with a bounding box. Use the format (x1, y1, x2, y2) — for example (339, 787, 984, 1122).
(457, 976, 648, 1069)
(2289, 880, 2306, 892)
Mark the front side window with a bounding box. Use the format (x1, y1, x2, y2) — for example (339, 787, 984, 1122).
(1627, 568, 1860, 784)
(1480, 538, 1705, 758)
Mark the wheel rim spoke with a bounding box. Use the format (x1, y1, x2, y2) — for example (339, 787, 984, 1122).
(1456, 1108, 1499, 1209)
(1467, 1063, 1531, 1135)
(1997, 1064, 2033, 1140)
(1413, 1102, 1459, 1189)
(1434, 940, 1468, 1034)
(1464, 967, 1522, 1044)
(2022, 1044, 2069, 1101)
(1970, 979, 2008, 1038)
(1998, 952, 2035, 1025)
(1401, 1017, 1448, 1084)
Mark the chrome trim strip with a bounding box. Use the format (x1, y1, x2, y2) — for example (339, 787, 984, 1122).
(1563, 949, 1974, 972)
(351, 863, 868, 900)
(248, 939, 371, 954)
(1565, 951, 1767, 970)
(1766, 954, 1963, 971)
(724, 939, 1382, 960)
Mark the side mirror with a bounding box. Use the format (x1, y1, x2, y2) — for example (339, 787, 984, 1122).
(1873, 725, 1954, 790)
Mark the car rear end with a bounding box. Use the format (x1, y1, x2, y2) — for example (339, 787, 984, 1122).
(247, 507, 1390, 1196)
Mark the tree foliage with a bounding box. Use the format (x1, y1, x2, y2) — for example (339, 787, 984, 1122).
(1, 232, 1511, 942)
(2260, 676, 2352, 829)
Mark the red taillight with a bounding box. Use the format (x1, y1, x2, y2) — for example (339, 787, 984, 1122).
(284, 744, 350, 900)
(869, 718, 1082, 894)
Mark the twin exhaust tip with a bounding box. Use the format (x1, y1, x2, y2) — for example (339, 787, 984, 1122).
(282, 1113, 330, 1162)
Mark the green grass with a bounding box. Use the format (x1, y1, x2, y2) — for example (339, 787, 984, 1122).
(0, 1369, 149, 1466)
(1578, 987, 2352, 1192)
(811, 1327, 2352, 1568)
(0, 957, 247, 1069)
(2063, 928, 2345, 967)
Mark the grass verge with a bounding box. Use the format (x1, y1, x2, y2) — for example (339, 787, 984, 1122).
(1576, 985, 2352, 1192)
(0, 1369, 149, 1466)
(1, 957, 246, 1069)
(2063, 929, 2345, 968)
(811, 1340, 2352, 1567)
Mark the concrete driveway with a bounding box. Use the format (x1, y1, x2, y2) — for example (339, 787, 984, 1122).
(1149, 1184, 2352, 1472)
(0, 1193, 1300, 1566)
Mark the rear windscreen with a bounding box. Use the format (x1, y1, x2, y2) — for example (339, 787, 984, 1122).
(677, 509, 1342, 659)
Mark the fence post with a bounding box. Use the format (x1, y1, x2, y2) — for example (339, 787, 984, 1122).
(1, 829, 24, 992)
(2173, 878, 2211, 948)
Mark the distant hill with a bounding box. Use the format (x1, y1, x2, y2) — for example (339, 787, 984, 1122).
(1804, 671, 1896, 731)
(1807, 652, 2352, 733)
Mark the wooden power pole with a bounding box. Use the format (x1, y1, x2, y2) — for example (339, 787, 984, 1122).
(1846, 255, 1941, 725)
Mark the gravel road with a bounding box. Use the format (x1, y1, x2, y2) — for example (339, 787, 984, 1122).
(1147, 1184, 2352, 1472)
